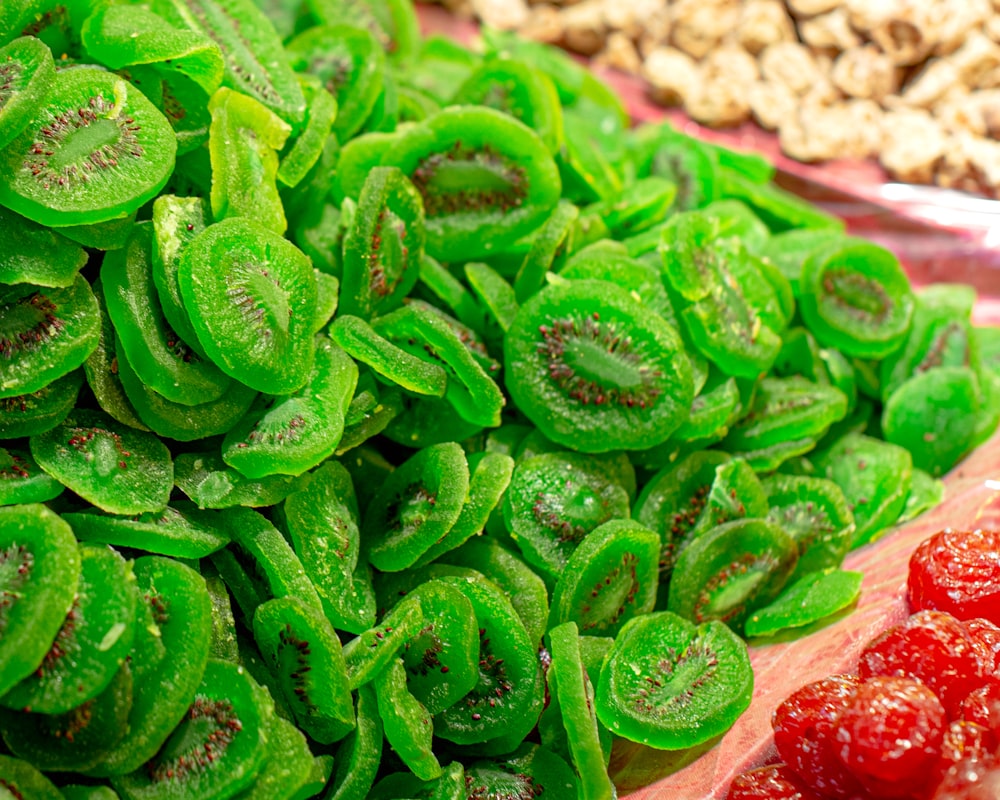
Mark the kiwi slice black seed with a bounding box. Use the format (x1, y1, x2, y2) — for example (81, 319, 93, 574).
(0, 36, 56, 151)
(0, 367, 82, 439)
(111, 658, 269, 800)
(0, 65, 176, 226)
(464, 744, 579, 800)
(0, 276, 101, 400)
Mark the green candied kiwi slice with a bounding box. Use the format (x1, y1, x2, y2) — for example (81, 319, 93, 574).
(282, 460, 374, 633)
(744, 568, 863, 639)
(101, 222, 234, 406)
(0, 276, 100, 399)
(373, 657, 441, 781)
(760, 228, 843, 295)
(286, 24, 384, 141)
(451, 56, 564, 155)
(0, 661, 133, 772)
(513, 199, 578, 303)
(0, 66, 176, 226)
(721, 376, 849, 471)
(374, 302, 506, 428)
(114, 337, 259, 442)
(0, 368, 82, 439)
(221, 335, 358, 478)
(799, 237, 916, 359)
(548, 519, 660, 637)
(688, 459, 770, 542)
(63, 501, 230, 559)
(667, 518, 798, 633)
(591, 176, 677, 239)
(595, 611, 753, 749)
(332, 130, 401, 203)
(503, 451, 631, 584)
(812, 432, 912, 548)
(326, 684, 382, 800)
(361, 442, 470, 572)
(178, 216, 318, 394)
(413, 452, 514, 568)
(150, 194, 209, 355)
(231, 711, 315, 800)
(151, 0, 305, 125)
(761, 473, 855, 582)
(0, 448, 62, 505)
(0, 754, 63, 800)
(277, 78, 337, 190)
(546, 622, 615, 800)
(438, 534, 549, 649)
(88, 555, 212, 777)
(632, 124, 719, 212)
(329, 311, 446, 395)
(660, 211, 782, 379)
(252, 595, 355, 744)
(1, 544, 137, 715)
(0, 36, 56, 151)
(396, 579, 478, 715)
(174, 450, 302, 509)
(464, 744, 578, 800)
(0, 504, 79, 697)
(899, 467, 945, 523)
(670, 366, 740, 445)
(342, 594, 425, 690)
(434, 574, 544, 748)
(111, 658, 268, 800)
(208, 86, 291, 235)
(464, 262, 520, 346)
(381, 105, 562, 263)
(30, 407, 173, 514)
(0, 205, 87, 288)
(883, 366, 984, 477)
(505, 278, 694, 453)
(340, 165, 425, 320)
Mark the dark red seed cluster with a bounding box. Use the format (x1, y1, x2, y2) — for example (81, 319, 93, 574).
(728, 528, 1000, 799)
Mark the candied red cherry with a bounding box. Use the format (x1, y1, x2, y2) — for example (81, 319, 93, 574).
(959, 679, 1000, 735)
(932, 720, 997, 787)
(773, 674, 868, 799)
(963, 618, 1000, 677)
(834, 676, 946, 799)
(858, 610, 985, 718)
(908, 529, 1000, 624)
(727, 763, 828, 799)
(931, 747, 1000, 800)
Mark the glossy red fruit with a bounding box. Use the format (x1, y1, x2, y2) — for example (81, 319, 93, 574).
(931, 748, 1000, 799)
(908, 529, 1000, 624)
(772, 674, 868, 799)
(834, 675, 946, 799)
(932, 720, 997, 788)
(959, 679, 1000, 735)
(963, 617, 1000, 677)
(727, 763, 828, 799)
(858, 610, 985, 718)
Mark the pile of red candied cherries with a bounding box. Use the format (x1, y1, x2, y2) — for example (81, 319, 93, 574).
(728, 528, 1000, 799)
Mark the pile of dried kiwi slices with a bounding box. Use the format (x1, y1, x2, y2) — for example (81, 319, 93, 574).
(1, 0, 999, 797)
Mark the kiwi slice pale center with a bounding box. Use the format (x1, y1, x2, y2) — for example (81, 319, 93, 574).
(228, 261, 291, 339)
(823, 269, 890, 321)
(414, 148, 527, 217)
(49, 117, 122, 172)
(564, 337, 645, 392)
(643, 643, 720, 715)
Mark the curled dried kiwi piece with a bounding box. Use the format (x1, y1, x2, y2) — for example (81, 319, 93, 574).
(0, 277, 100, 399)
(178, 217, 318, 395)
(112, 658, 268, 800)
(0, 368, 82, 439)
(382, 105, 561, 262)
(595, 611, 753, 750)
(0, 504, 80, 698)
(744, 568, 863, 639)
(0, 447, 63, 505)
(0, 36, 56, 151)
(253, 595, 355, 744)
(326, 684, 382, 800)
(0, 66, 176, 226)
(30, 407, 173, 514)
(374, 657, 441, 781)
(505, 278, 694, 453)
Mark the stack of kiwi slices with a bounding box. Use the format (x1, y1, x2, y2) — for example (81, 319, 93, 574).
(2, 0, 999, 797)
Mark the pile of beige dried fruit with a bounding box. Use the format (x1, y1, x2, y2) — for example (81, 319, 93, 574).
(444, 0, 1000, 196)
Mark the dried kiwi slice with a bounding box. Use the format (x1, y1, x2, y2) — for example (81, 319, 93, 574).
(174, 450, 301, 509)
(326, 684, 382, 800)
(112, 658, 268, 800)
(0, 36, 56, 151)
(0, 204, 87, 289)
(595, 611, 753, 750)
(0, 368, 82, 439)
(0, 754, 63, 800)
(178, 217, 318, 395)
(0, 504, 80, 698)
(373, 657, 441, 781)
(0, 66, 176, 226)
(1, 544, 137, 716)
(381, 105, 561, 262)
(342, 594, 425, 691)
(0, 447, 63, 505)
(0, 277, 100, 399)
(743, 568, 863, 639)
(362, 442, 470, 572)
(464, 745, 578, 800)
(30, 407, 173, 514)
(221, 335, 358, 478)
(505, 278, 693, 453)
(89, 555, 212, 777)
(253, 595, 355, 744)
